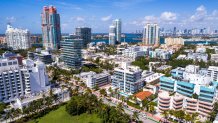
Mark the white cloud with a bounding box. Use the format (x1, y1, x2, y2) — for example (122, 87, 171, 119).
(190, 5, 207, 22)
(160, 12, 177, 21)
(56, 1, 82, 10)
(144, 15, 158, 22)
(6, 16, 16, 23)
(101, 15, 112, 21)
(75, 17, 85, 22)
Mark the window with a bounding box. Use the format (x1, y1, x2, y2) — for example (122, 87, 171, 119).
(8, 62, 12, 65)
(13, 61, 17, 65)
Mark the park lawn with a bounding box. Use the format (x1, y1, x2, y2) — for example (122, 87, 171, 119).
(28, 106, 102, 123)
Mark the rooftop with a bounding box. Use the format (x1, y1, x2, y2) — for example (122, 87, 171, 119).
(135, 91, 153, 101)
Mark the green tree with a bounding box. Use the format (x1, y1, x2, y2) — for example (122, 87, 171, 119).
(0, 102, 6, 115)
(185, 113, 192, 123)
(132, 111, 139, 122)
(99, 89, 107, 97)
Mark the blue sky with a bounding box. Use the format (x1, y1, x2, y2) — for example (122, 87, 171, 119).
(0, 0, 218, 33)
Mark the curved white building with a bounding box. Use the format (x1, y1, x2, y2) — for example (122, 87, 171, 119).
(158, 91, 171, 112)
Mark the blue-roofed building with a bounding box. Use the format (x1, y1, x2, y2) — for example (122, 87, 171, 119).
(160, 76, 175, 92)
(199, 86, 215, 103)
(176, 81, 195, 97)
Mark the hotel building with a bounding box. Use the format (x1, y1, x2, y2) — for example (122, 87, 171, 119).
(0, 58, 49, 103)
(5, 25, 31, 50)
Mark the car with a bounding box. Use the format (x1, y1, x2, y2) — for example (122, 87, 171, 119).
(143, 114, 147, 118)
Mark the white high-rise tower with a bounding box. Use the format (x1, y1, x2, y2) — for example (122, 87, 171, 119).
(142, 23, 160, 46)
(112, 19, 122, 43)
(109, 26, 116, 45)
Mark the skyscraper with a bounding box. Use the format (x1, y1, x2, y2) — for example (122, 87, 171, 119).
(61, 36, 82, 69)
(109, 25, 116, 45)
(75, 27, 91, 48)
(6, 24, 31, 50)
(112, 19, 122, 43)
(142, 23, 160, 46)
(173, 27, 177, 36)
(41, 6, 61, 50)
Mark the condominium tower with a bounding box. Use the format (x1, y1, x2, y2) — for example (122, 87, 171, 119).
(5, 25, 31, 50)
(61, 36, 83, 69)
(142, 23, 160, 46)
(109, 19, 121, 45)
(41, 6, 61, 50)
(113, 19, 122, 43)
(75, 27, 91, 48)
(109, 25, 116, 45)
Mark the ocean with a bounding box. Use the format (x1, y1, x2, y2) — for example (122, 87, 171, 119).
(92, 33, 218, 45)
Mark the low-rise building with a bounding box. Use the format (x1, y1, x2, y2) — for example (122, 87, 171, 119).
(28, 50, 53, 65)
(187, 53, 208, 62)
(211, 54, 218, 63)
(112, 62, 143, 94)
(122, 46, 151, 59)
(86, 71, 111, 89)
(164, 37, 184, 45)
(159, 65, 218, 118)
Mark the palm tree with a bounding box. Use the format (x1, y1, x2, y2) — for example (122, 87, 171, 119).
(162, 110, 169, 121)
(85, 88, 92, 95)
(120, 96, 125, 104)
(108, 87, 113, 96)
(142, 99, 149, 111)
(4, 110, 10, 123)
(132, 111, 139, 122)
(190, 112, 199, 123)
(185, 113, 192, 123)
(99, 89, 107, 97)
(148, 102, 155, 114)
(168, 109, 174, 118)
(116, 102, 124, 113)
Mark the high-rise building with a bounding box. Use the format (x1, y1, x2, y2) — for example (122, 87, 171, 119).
(75, 27, 91, 48)
(5, 25, 31, 50)
(0, 58, 49, 103)
(109, 25, 116, 45)
(108, 19, 121, 45)
(142, 23, 160, 46)
(61, 37, 82, 69)
(41, 6, 61, 50)
(173, 27, 177, 36)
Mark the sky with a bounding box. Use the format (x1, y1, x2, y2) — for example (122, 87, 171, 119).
(0, 0, 218, 33)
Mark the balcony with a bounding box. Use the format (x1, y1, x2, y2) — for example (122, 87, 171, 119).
(158, 99, 170, 104)
(158, 106, 170, 111)
(186, 105, 197, 110)
(198, 107, 211, 114)
(198, 110, 210, 117)
(159, 103, 170, 107)
(186, 108, 196, 113)
(173, 101, 183, 105)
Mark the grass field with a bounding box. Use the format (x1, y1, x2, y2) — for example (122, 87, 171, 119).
(28, 106, 102, 123)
